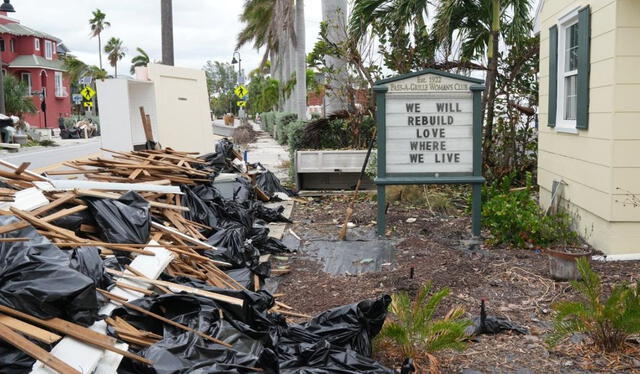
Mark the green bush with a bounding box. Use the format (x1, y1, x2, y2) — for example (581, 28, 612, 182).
(548, 258, 640, 352)
(482, 173, 578, 247)
(286, 119, 309, 179)
(260, 112, 277, 133)
(377, 282, 470, 371)
(275, 112, 297, 145)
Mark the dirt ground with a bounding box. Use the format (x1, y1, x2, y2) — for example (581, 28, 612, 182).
(276, 194, 640, 374)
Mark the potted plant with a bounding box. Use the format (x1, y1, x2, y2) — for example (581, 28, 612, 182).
(543, 214, 590, 281)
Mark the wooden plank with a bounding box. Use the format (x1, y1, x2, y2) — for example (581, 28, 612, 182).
(0, 305, 151, 365)
(0, 159, 49, 181)
(30, 193, 76, 216)
(0, 314, 61, 344)
(9, 207, 82, 242)
(0, 323, 80, 374)
(75, 190, 189, 212)
(106, 270, 244, 307)
(14, 162, 31, 176)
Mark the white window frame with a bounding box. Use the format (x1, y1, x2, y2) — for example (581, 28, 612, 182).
(555, 8, 580, 133)
(35, 38, 40, 51)
(54, 71, 63, 97)
(21, 73, 32, 95)
(44, 40, 53, 60)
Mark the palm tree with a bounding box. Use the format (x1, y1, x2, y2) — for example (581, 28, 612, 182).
(61, 54, 88, 93)
(89, 9, 111, 70)
(433, 0, 533, 165)
(130, 47, 150, 75)
(322, 0, 348, 115)
(350, 0, 433, 74)
(104, 37, 126, 78)
(237, 0, 296, 111)
(3, 75, 37, 116)
(294, 0, 307, 119)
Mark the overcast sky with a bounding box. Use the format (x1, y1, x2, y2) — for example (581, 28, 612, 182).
(10, 0, 323, 77)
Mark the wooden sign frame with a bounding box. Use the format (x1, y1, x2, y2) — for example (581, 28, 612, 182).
(374, 69, 485, 237)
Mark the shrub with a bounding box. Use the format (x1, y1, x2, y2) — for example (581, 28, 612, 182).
(548, 258, 640, 352)
(260, 112, 277, 133)
(482, 173, 578, 247)
(377, 282, 471, 371)
(275, 112, 298, 145)
(286, 119, 309, 179)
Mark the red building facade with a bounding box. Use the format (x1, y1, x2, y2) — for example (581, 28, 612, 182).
(0, 12, 71, 128)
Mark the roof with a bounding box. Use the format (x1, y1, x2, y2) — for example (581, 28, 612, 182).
(0, 22, 61, 42)
(8, 55, 66, 71)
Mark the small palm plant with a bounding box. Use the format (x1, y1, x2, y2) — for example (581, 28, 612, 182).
(548, 258, 640, 352)
(378, 282, 471, 373)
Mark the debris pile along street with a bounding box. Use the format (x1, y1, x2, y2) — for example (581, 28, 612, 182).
(0, 137, 395, 373)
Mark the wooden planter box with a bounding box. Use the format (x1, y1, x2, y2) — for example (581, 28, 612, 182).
(295, 150, 374, 190)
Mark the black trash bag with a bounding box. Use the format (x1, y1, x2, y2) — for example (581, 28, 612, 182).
(180, 185, 219, 231)
(233, 177, 254, 204)
(51, 207, 96, 233)
(200, 138, 236, 169)
(465, 300, 529, 336)
(225, 267, 263, 290)
(84, 191, 151, 244)
(212, 200, 255, 230)
(277, 341, 394, 374)
(0, 340, 50, 374)
(255, 166, 296, 198)
(246, 200, 292, 223)
(0, 216, 99, 326)
(68, 246, 114, 289)
(112, 292, 279, 374)
(190, 183, 224, 203)
(300, 295, 391, 357)
(250, 225, 292, 254)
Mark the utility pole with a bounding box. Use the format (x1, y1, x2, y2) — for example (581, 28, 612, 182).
(161, 0, 174, 66)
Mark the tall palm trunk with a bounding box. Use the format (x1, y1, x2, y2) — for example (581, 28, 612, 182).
(161, 0, 175, 65)
(322, 0, 348, 115)
(98, 34, 103, 69)
(294, 0, 307, 119)
(482, 0, 500, 168)
(114, 63, 118, 78)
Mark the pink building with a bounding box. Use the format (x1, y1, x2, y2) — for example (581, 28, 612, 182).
(0, 11, 71, 128)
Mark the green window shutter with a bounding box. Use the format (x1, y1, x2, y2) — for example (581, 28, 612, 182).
(548, 25, 558, 127)
(576, 6, 591, 130)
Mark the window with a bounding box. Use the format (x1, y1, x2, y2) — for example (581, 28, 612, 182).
(54, 71, 64, 97)
(10, 39, 14, 52)
(549, 6, 591, 131)
(35, 38, 40, 51)
(21, 73, 32, 95)
(53, 42, 56, 55)
(0, 39, 4, 52)
(560, 20, 578, 123)
(45, 40, 53, 60)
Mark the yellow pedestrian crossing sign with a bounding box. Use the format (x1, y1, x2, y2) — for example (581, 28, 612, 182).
(234, 85, 248, 99)
(80, 86, 96, 101)
(237, 100, 247, 108)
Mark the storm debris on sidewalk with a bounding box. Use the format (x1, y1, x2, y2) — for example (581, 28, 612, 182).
(0, 139, 393, 373)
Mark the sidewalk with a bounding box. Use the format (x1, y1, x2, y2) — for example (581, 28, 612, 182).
(245, 121, 290, 182)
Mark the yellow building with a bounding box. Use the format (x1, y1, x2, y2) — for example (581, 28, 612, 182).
(536, 0, 640, 258)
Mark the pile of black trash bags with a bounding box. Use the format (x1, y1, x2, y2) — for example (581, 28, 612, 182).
(0, 139, 396, 373)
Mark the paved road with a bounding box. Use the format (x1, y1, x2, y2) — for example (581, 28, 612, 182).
(0, 138, 101, 171)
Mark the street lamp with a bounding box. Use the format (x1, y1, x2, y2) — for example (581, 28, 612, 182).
(231, 51, 242, 84)
(0, 0, 15, 114)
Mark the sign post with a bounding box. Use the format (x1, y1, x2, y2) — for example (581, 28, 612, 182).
(374, 69, 485, 238)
